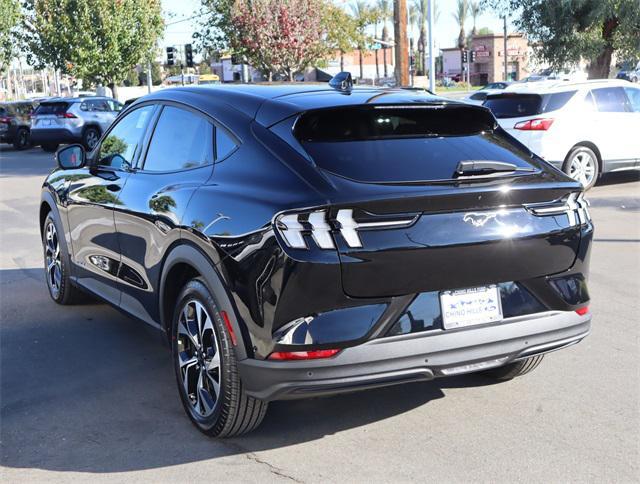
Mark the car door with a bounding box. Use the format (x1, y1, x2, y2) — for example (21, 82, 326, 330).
(113, 103, 216, 327)
(64, 104, 156, 305)
(590, 87, 635, 169)
(622, 86, 640, 166)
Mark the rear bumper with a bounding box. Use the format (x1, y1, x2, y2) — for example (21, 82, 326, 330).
(31, 128, 81, 145)
(238, 311, 591, 401)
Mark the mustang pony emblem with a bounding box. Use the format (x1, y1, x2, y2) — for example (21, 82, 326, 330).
(463, 211, 502, 227)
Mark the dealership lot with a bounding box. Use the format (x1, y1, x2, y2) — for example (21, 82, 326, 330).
(1, 146, 638, 482)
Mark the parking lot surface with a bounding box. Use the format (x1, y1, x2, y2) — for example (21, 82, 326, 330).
(1, 145, 639, 482)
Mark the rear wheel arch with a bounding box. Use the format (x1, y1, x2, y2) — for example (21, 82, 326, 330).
(159, 243, 250, 360)
(565, 141, 602, 170)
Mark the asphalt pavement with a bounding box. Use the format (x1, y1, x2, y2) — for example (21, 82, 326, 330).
(1, 145, 639, 483)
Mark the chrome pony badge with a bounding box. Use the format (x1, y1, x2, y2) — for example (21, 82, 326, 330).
(463, 211, 501, 227)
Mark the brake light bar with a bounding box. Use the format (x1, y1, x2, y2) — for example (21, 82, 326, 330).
(514, 118, 554, 131)
(268, 349, 340, 361)
(275, 209, 417, 250)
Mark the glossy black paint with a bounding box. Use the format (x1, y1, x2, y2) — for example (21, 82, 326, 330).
(40, 85, 592, 362)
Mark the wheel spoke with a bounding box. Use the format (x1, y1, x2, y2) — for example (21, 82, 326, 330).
(206, 372, 220, 399)
(207, 350, 220, 372)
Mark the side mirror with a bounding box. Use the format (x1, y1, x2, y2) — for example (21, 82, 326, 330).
(56, 144, 86, 170)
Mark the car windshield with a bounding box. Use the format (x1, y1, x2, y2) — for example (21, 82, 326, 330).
(294, 105, 537, 183)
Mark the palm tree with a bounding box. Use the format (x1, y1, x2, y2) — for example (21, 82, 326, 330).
(413, 0, 427, 75)
(408, 2, 419, 72)
(372, 7, 381, 80)
(470, 1, 482, 37)
(351, 0, 371, 80)
(452, 0, 468, 50)
(376, 0, 392, 77)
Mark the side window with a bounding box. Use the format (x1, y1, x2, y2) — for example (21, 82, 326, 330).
(143, 106, 213, 172)
(93, 100, 110, 112)
(97, 105, 154, 169)
(215, 125, 238, 160)
(541, 90, 576, 113)
(582, 91, 597, 111)
(107, 100, 123, 112)
(624, 87, 640, 112)
(592, 87, 628, 112)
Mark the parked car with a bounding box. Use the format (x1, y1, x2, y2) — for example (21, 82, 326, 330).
(41, 84, 593, 437)
(484, 79, 640, 189)
(616, 62, 640, 83)
(0, 100, 37, 150)
(30, 96, 123, 152)
(464, 82, 512, 105)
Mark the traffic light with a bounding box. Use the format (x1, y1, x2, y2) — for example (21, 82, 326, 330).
(185, 44, 193, 68)
(461, 50, 468, 64)
(470, 50, 477, 63)
(166, 47, 175, 66)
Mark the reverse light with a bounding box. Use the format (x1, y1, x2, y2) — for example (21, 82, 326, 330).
(514, 118, 554, 131)
(268, 349, 340, 361)
(575, 306, 589, 316)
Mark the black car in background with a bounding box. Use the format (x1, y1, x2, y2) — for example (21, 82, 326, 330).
(40, 84, 593, 437)
(0, 100, 37, 150)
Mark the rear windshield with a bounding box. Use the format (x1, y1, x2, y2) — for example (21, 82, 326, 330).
(35, 102, 70, 115)
(484, 91, 576, 118)
(293, 105, 537, 183)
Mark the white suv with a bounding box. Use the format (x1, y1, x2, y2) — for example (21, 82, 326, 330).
(484, 80, 640, 189)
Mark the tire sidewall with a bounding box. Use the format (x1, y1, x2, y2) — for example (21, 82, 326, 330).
(171, 279, 234, 433)
(563, 146, 599, 190)
(83, 127, 100, 150)
(42, 212, 72, 303)
(14, 128, 30, 150)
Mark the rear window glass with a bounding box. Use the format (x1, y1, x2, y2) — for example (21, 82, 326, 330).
(35, 102, 69, 115)
(294, 105, 536, 183)
(483, 94, 542, 118)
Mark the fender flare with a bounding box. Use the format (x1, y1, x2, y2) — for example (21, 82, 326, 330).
(159, 243, 250, 360)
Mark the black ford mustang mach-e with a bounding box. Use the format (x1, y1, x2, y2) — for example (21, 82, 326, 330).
(40, 83, 593, 436)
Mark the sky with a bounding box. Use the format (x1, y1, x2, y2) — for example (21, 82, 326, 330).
(160, 0, 515, 54)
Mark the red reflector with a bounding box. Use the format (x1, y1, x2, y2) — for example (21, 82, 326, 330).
(575, 306, 589, 316)
(220, 310, 237, 346)
(268, 349, 340, 361)
(514, 118, 554, 131)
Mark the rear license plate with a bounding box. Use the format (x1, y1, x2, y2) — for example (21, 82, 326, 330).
(440, 285, 502, 330)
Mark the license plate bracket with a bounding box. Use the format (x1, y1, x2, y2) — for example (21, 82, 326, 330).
(440, 285, 503, 330)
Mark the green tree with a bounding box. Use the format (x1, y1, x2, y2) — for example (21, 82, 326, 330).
(469, 1, 482, 37)
(324, 4, 359, 72)
(0, 0, 21, 74)
(23, 0, 163, 98)
(483, 0, 640, 79)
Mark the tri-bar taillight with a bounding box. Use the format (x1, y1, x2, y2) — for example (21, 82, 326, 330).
(514, 118, 554, 131)
(275, 209, 416, 250)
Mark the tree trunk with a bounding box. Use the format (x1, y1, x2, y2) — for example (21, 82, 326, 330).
(340, 51, 344, 72)
(587, 17, 619, 79)
(359, 48, 364, 80)
(382, 25, 388, 77)
(108, 82, 118, 101)
(374, 24, 380, 80)
(419, 26, 426, 76)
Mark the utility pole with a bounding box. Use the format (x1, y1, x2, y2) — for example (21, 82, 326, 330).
(393, 0, 409, 86)
(503, 16, 508, 81)
(428, 0, 435, 92)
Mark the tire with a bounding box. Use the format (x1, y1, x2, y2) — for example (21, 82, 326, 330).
(42, 143, 59, 153)
(481, 355, 544, 381)
(82, 127, 100, 150)
(13, 128, 30, 150)
(562, 145, 600, 190)
(42, 212, 84, 304)
(172, 278, 268, 437)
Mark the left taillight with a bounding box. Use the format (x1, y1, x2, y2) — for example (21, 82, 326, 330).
(57, 112, 77, 119)
(275, 209, 416, 251)
(514, 118, 554, 131)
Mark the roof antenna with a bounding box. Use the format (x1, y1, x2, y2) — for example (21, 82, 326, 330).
(329, 72, 353, 92)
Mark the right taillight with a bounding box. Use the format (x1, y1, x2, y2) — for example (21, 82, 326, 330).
(514, 118, 554, 130)
(275, 209, 416, 250)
